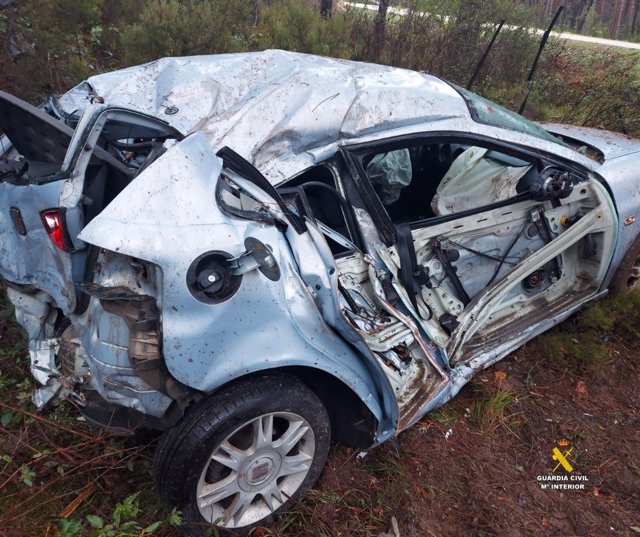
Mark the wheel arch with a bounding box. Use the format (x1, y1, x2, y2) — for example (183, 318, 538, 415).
(283, 366, 379, 448)
(198, 366, 380, 449)
(609, 232, 640, 293)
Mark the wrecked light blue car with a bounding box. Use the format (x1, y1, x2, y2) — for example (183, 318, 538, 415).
(0, 50, 639, 535)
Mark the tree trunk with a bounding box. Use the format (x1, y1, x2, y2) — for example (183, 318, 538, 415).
(372, 0, 389, 61)
(612, 0, 628, 37)
(631, 0, 638, 36)
(577, 0, 594, 32)
(320, 0, 332, 18)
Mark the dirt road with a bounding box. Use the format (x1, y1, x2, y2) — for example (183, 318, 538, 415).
(347, 2, 640, 51)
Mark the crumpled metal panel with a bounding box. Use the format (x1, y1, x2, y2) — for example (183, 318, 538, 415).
(596, 154, 640, 282)
(0, 180, 77, 312)
(6, 287, 62, 407)
(78, 132, 387, 427)
(57, 50, 468, 183)
(542, 124, 640, 281)
(544, 123, 640, 160)
(70, 251, 175, 418)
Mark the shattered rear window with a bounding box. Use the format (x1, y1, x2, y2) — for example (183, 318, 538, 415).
(451, 84, 566, 146)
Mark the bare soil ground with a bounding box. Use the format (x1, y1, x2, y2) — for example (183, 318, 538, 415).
(297, 336, 640, 537)
(1, 301, 639, 537)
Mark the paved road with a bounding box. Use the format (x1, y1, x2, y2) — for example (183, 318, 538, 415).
(346, 2, 640, 51)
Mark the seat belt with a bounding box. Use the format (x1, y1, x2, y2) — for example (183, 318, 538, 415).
(395, 224, 433, 319)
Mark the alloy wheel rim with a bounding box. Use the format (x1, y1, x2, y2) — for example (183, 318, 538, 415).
(196, 412, 315, 528)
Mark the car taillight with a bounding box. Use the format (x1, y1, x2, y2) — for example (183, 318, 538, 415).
(41, 209, 71, 251)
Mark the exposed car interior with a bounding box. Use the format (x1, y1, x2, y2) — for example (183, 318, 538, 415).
(364, 142, 540, 223)
(0, 92, 182, 225)
(337, 138, 615, 371)
(0, 91, 134, 184)
(278, 165, 362, 256)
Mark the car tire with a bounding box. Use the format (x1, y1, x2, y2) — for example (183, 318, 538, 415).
(609, 234, 640, 293)
(154, 374, 331, 536)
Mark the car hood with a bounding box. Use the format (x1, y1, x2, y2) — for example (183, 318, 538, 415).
(543, 123, 640, 161)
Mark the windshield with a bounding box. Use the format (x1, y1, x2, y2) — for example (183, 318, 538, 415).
(451, 84, 565, 146)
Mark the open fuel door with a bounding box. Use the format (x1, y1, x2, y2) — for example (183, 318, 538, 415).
(0, 92, 182, 313)
(347, 138, 618, 367)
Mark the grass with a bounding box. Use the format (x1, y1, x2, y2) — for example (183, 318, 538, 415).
(538, 290, 640, 374)
(429, 406, 463, 426)
(468, 385, 521, 434)
(0, 292, 179, 536)
(0, 404, 169, 534)
(1, 285, 639, 534)
(532, 42, 640, 136)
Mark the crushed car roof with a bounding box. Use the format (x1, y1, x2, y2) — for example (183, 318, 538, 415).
(57, 49, 469, 181)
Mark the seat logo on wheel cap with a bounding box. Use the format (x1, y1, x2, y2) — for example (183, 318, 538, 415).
(247, 457, 274, 485)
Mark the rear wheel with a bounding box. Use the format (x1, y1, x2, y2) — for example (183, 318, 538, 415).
(154, 375, 330, 536)
(610, 235, 640, 293)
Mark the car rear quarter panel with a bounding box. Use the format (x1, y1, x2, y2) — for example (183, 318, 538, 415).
(78, 132, 390, 433)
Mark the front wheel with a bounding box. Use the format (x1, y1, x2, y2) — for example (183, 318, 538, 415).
(154, 375, 331, 536)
